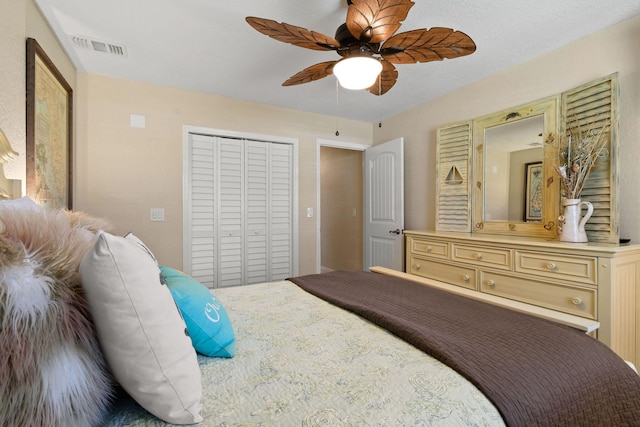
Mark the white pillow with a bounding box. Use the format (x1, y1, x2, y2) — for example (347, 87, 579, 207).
(79, 231, 203, 424)
(124, 231, 159, 264)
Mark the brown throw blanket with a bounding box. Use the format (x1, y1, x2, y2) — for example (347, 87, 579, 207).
(289, 270, 640, 426)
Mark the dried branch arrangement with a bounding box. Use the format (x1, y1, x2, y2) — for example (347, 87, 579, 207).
(556, 116, 613, 199)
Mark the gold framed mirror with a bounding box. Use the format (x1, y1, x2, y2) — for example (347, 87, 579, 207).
(472, 96, 560, 237)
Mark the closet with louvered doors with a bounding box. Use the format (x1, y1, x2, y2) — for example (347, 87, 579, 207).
(184, 133, 294, 288)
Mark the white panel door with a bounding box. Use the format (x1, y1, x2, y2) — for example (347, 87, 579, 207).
(364, 138, 404, 271)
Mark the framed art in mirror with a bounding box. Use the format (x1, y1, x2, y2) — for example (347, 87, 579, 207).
(524, 161, 543, 222)
(26, 38, 73, 209)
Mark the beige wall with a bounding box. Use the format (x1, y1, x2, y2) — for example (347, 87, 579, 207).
(484, 149, 510, 221)
(0, 0, 27, 185)
(320, 146, 363, 270)
(375, 15, 640, 243)
(74, 74, 373, 272)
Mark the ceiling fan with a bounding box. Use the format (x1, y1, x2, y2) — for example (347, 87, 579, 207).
(246, 0, 476, 95)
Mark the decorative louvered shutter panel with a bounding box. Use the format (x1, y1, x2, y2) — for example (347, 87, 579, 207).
(436, 121, 473, 232)
(217, 138, 244, 287)
(245, 141, 269, 284)
(188, 134, 216, 288)
(561, 73, 619, 243)
(269, 143, 293, 280)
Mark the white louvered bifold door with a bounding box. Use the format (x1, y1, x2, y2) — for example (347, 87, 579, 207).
(218, 138, 244, 287)
(269, 143, 293, 280)
(188, 134, 217, 287)
(186, 134, 293, 288)
(245, 141, 269, 284)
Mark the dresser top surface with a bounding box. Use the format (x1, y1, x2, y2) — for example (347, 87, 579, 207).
(405, 230, 640, 255)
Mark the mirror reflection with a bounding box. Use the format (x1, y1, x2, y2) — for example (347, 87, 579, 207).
(483, 115, 544, 223)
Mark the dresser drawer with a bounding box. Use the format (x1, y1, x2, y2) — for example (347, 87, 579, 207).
(451, 244, 512, 270)
(480, 271, 596, 319)
(409, 256, 477, 290)
(410, 237, 449, 260)
(515, 251, 597, 285)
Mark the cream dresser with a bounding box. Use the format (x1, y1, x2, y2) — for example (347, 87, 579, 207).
(404, 230, 640, 365)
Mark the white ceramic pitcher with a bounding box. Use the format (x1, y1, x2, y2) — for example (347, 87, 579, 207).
(559, 198, 593, 242)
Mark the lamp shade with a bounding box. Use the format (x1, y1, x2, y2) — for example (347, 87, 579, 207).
(0, 128, 18, 164)
(333, 57, 382, 90)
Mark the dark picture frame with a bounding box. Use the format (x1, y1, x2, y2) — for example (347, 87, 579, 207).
(524, 161, 543, 222)
(26, 37, 73, 209)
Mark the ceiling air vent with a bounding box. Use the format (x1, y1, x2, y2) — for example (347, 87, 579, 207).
(69, 35, 127, 57)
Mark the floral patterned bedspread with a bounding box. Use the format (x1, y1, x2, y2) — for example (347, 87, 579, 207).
(102, 280, 504, 426)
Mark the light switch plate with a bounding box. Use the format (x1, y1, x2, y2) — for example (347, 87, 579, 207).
(150, 208, 165, 221)
(130, 114, 146, 128)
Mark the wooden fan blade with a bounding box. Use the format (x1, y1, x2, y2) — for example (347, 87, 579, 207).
(367, 60, 398, 95)
(246, 17, 340, 51)
(282, 61, 338, 86)
(380, 27, 476, 64)
(346, 0, 414, 43)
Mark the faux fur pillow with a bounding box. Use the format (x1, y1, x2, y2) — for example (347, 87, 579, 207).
(0, 200, 115, 426)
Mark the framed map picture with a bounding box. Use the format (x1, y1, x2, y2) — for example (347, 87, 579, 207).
(26, 38, 73, 209)
(524, 161, 543, 222)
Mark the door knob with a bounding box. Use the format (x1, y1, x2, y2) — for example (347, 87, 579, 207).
(389, 229, 401, 235)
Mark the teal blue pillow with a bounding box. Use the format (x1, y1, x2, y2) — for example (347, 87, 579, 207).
(160, 266, 235, 358)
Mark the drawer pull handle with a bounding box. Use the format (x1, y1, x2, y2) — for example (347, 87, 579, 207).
(462, 275, 470, 282)
(427, 246, 432, 252)
(487, 279, 495, 288)
(475, 253, 483, 260)
(546, 262, 557, 270)
(414, 264, 421, 270)
(571, 297, 582, 306)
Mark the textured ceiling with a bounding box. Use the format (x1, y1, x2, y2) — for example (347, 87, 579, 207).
(35, 0, 640, 123)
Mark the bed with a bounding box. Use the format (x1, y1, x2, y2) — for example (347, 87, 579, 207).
(2, 199, 640, 426)
(102, 278, 504, 426)
(97, 269, 640, 427)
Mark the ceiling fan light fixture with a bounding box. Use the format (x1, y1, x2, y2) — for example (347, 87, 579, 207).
(247, 1, 475, 95)
(333, 56, 382, 90)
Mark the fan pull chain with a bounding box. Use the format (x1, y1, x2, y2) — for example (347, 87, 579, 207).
(335, 79, 340, 136)
(378, 77, 383, 128)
